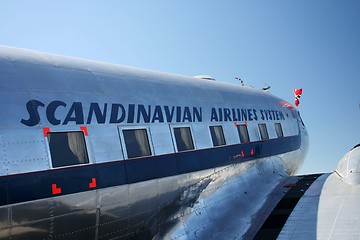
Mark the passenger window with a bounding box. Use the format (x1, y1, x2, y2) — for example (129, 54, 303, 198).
(258, 123, 269, 140)
(47, 131, 89, 168)
(275, 123, 284, 138)
(173, 127, 195, 152)
(123, 129, 152, 158)
(237, 124, 250, 143)
(209, 125, 226, 146)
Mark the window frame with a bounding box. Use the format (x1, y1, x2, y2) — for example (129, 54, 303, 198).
(209, 125, 226, 147)
(258, 123, 269, 140)
(275, 122, 284, 138)
(237, 124, 250, 143)
(118, 126, 153, 159)
(47, 130, 90, 168)
(170, 125, 196, 152)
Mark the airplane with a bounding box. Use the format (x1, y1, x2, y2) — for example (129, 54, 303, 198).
(0, 45, 358, 240)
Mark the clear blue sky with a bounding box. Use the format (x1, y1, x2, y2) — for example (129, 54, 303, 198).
(1, 1, 359, 174)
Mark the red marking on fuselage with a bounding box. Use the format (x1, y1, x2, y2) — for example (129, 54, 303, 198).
(80, 126, 88, 136)
(43, 127, 50, 137)
(52, 184, 62, 195)
(89, 178, 97, 188)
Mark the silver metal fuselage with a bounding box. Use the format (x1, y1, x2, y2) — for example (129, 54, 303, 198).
(0, 46, 308, 239)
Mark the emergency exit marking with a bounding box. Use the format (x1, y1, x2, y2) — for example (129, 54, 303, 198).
(89, 178, 97, 188)
(43, 127, 50, 137)
(52, 184, 62, 195)
(80, 126, 88, 136)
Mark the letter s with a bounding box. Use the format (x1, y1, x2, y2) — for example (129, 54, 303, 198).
(21, 100, 45, 127)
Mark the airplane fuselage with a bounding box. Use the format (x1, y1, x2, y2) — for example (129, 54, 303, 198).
(0, 46, 308, 239)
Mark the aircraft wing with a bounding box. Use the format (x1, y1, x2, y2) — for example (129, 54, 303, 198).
(277, 172, 360, 239)
(278, 145, 360, 239)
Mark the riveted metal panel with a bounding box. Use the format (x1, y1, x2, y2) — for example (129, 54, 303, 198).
(59, 68, 103, 94)
(3, 128, 49, 175)
(92, 72, 133, 97)
(98, 211, 130, 239)
(222, 121, 240, 145)
(13, 62, 66, 92)
(98, 74, 165, 103)
(192, 123, 213, 150)
(52, 191, 97, 217)
(267, 122, 278, 139)
(128, 180, 159, 217)
(149, 124, 174, 156)
(10, 219, 51, 240)
(52, 209, 96, 239)
(87, 125, 123, 163)
(11, 199, 51, 226)
(0, 206, 8, 230)
(0, 90, 31, 128)
(98, 185, 130, 239)
(0, 129, 6, 176)
(98, 184, 129, 207)
(157, 175, 184, 205)
(0, 228, 10, 239)
(0, 61, 27, 90)
(164, 84, 204, 102)
(15, 62, 102, 94)
(155, 158, 287, 240)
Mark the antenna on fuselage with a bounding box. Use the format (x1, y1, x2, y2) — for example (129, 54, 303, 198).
(262, 83, 271, 91)
(235, 77, 244, 86)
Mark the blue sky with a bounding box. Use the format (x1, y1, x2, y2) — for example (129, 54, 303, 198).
(1, 1, 359, 174)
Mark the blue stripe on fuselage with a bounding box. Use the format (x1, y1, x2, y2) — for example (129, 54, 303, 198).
(0, 134, 301, 206)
